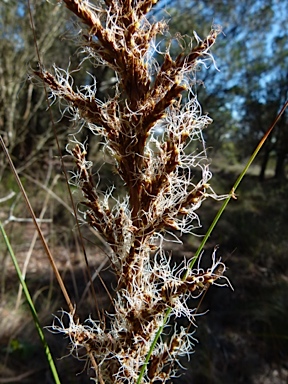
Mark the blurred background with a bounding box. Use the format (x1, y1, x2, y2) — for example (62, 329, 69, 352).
(0, 0, 287, 383)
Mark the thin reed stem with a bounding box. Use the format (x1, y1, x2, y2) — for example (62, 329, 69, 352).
(0, 218, 61, 384)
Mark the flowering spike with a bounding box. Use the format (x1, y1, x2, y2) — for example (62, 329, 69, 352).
(36, 1, 231, 382)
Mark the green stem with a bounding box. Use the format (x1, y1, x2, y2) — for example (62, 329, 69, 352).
(189, 99, 288, 270)
(0, 220, 61, 384)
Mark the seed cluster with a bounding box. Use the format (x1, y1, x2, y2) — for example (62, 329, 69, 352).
(37, 1, 230, 382)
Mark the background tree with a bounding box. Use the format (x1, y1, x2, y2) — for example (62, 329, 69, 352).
(0, 1, 112, 175)
(0, 1, 68, 174)
(161, 0, 288, 179)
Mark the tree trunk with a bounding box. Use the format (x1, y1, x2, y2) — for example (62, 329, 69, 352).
(274, 151, 287, 180)
(259, 148, 270, 182)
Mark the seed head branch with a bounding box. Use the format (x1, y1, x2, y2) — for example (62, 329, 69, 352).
(35, 1, 231, 382)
